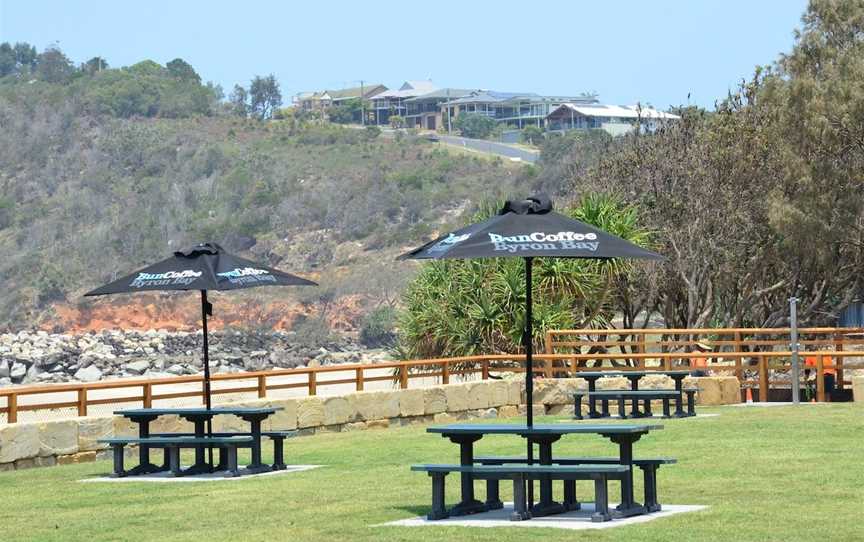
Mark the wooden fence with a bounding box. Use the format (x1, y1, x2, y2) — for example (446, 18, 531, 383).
(1, 327, 862, 423)
(546, 327, 864, 402)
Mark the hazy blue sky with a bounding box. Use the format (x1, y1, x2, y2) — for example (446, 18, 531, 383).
(1, 0, 808, 109)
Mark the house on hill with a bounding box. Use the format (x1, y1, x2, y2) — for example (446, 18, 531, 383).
(546, 103, 680, 135)
(439, 90, 599, 130)
(369, 80, 437, 125)
(404, 88, 474, 130)
(294, 83, 387, 118)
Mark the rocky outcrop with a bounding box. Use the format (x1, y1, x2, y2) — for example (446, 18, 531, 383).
(0, 330, 392, 386)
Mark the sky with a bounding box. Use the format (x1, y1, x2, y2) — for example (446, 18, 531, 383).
(0, 0, 808, 110)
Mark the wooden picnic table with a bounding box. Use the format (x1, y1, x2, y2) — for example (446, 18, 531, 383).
(427, 423, 662, 518)
(115, 407, 282, 475)
(575, 370, 692, 418)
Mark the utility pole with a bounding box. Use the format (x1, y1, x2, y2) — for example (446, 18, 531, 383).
(446, 88, 452, 135)
(790, 297, 801, 404)
(360, 80, 365, 126)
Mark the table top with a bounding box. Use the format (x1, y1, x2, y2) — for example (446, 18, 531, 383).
(575, 370, 692, 378)
(427, 423, 663, 436)
(115, 407, 282, 417)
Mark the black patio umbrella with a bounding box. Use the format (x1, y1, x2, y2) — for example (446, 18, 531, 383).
(84, 242, 317, 466)
(398, 195, 663, 428)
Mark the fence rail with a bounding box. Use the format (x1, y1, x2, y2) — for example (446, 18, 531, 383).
(2, 327, 862, 423)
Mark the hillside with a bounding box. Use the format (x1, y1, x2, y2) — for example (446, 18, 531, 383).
(0, 82, 534, 333)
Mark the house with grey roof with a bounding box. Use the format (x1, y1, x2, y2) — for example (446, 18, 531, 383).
(546, 103, 680, 136)
(403, 88, 475, 131)
(440, 90, 599, 130)
(369, 80, 437, 125)
(294, 83, 387, 120)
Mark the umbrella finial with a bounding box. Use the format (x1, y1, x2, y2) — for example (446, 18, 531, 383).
(500, 194, 553, 215)
(175, 242, 222, 258)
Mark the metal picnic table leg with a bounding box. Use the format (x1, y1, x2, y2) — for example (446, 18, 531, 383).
(127, 415, 162, 475)
(608, 434, 647, 518)
(528, 435, 564, 517)
(181, 415, 212, 475)
(242, 415, 272, 474)
(446, 434, 486, 516)
(587, 377, 600, 418)
(629, 376, 642, 417)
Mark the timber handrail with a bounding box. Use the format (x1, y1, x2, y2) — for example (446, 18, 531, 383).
(2, 326, 862, 423)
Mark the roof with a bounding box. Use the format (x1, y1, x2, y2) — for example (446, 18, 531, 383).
(547, 103, 681, 120)
(371, 80, 438, 100)
(441, 90, 598, 106)
(326, 83, 387, 101)
(403, 88, 476, 102)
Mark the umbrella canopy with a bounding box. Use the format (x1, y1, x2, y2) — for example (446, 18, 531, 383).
(85, 242, 316, 295)
(85, 242, 317, 470)
(398, 195, 663, 428)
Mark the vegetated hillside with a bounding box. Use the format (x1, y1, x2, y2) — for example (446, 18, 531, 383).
(0, 89, 533, 333)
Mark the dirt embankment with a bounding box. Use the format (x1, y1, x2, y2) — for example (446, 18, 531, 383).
(40, 294, 366, 333)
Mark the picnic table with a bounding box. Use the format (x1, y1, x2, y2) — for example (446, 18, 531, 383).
(427, 423, 662, 518)
(576, 370, 692, 418)
(115, 407, 282, 475)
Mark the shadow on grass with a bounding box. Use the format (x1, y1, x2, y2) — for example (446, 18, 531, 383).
(392, 504, 431, 517)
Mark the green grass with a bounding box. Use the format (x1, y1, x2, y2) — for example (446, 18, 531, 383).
(1, 404, 863, 541)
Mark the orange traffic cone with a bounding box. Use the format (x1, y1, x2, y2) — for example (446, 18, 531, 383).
(746, 388, 753, 404)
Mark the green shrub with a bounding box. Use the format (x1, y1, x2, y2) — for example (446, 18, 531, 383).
(360, 305, 397, 347)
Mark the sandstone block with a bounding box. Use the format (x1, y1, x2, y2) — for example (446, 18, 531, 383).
(719, 377, 742, 404)
(596, 376, 630, 390)
(211, 415, 246, 433)
(853, 376, 864, 402)
(0, 423, 39, 463)
(488, 380, 510, 407)
(399, 388, 425, 417)
(517, 405, 546, 418)
(423, 387, 447, 414)
(547, 404, 575, 416)
(0, 462, 14, 472)
(466, 381, 491, 409)
(444, 384, 469, 412)
(297, 397, 325, 428)
(37, 420, 78, 457)
(691, 377, 722, 405)
(14, 458, 36, 470)
(498, 405, 519, 418)
(34, 455, 56, 467)
(76, 417, 115, 451)
(366, 419, 389, 430)
(352, 390, 400, 421)
(265, 399, 298, 431)
(152, 415, 195, 434)
(507, 378, 525, 405)
(323, 396, 351, 426)
(639, 374, 674, 390)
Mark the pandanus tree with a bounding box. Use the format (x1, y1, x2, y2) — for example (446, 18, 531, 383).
(397, 194, 655, 367)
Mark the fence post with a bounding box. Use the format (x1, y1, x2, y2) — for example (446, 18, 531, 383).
(663, 355, 672, 371)
(481, 359, 489, 380)
(834, 333, 844, 390)
(143, 383, 153, 408)
(545, 331, 554, 354)
(77, 388, 88, 417)
(816, 356, 825, 403)
(257, 375, 267, 399)
(400, 365, 409, 389)
(7, 393, 17, 424)
(356, 367, 364, 391)
(308, 371, 317, 396)
(442, 361, 450, 385)
(735, 355, 743, 383)
(758, 357, 769, 402)
(544, 357, 553, 378)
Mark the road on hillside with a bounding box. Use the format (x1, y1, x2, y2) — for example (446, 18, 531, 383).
(435, 134, 540, 163)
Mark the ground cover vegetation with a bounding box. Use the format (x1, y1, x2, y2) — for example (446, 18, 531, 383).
(0, 47, 530, 330)
(0, 405, 861, 541)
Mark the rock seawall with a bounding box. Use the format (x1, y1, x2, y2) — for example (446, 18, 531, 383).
(0, 330, 388, 386)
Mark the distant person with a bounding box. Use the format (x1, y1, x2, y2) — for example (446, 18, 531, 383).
(804, 354, 835, 402)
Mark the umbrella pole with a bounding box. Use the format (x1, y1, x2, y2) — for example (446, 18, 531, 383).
(201, 290, 214, 471)
(525, 256, 534, 509)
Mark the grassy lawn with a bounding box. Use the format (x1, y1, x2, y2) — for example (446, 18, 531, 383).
(1, 404, 862, 541)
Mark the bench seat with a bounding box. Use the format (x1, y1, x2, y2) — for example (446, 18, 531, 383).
(99, 436, 253, 478)
(150, 431, 297, 470)
(576, 388, 698, 418)
(475, 456, 675, 513)
(411, 463, 629, 522)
